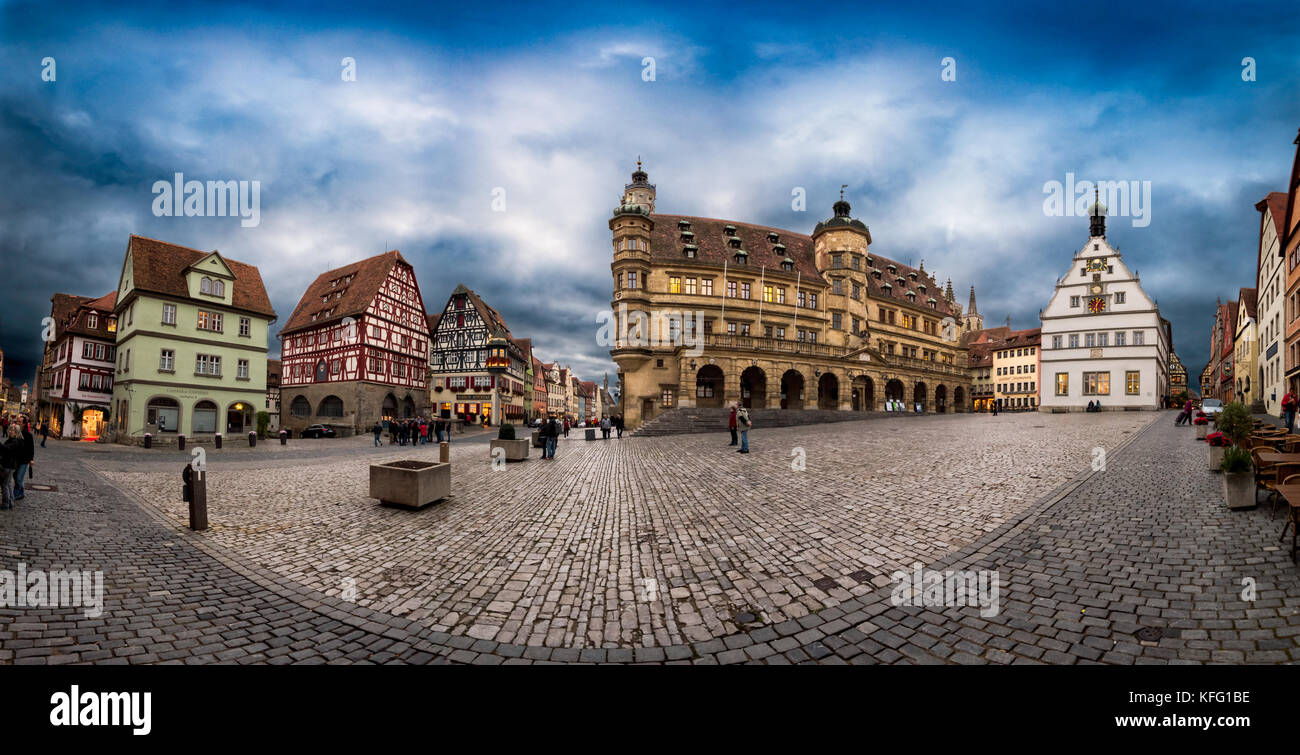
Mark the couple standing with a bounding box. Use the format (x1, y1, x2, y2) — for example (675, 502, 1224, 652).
(727, 403, 752, 454)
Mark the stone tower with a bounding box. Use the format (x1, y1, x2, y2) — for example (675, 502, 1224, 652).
(962, 285, 984, 334)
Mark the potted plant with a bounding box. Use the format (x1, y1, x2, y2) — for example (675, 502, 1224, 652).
(1216, 401, 1256, 510)
(1193, 412, 1209, 439)
(489, 422, 529, 462)
(1206, 431, 1229, 472)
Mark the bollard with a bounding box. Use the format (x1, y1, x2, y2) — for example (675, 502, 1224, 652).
(178, 434, 185, 451)
(182, 464, 192, 503)
(439, 441, 450, 463)
(248, 431, 256, 448)
(279, 429, 287, 446)
(144, 432, 152, 449)
(215, 433, 222, 450)
(189, 470, 209, 531)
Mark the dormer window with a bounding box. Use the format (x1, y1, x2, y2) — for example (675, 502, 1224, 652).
(781, 257, 794, 272)
(683, 244, 698, 258)
(767, 232, 779, 243)
(733, 249, 748, 264)
(723, 224, 736, 236)
(200, 277, 225, 296)
(872, 270, 882, 279)
(906, 292, 916, 302)
(887, 265, 896, 274)
(680, 230, 694, 242)
(881, 282, 893, 292)
(908, 271, 918, 281)
(896, 276, 906, 285)
(728, 236, 742, 249)
(87, 313, 99, 329)
(678, 219, 691, 229)
(918, 284, 927, 293)
(866, 256, 874, 268)
(773, 243, 786, 253)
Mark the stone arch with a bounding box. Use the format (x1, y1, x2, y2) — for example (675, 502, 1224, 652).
(852, 375, 875, 411)
(817, 371, 839, 410)
(913, 382, 927, 411)
(226, 400, 253, 433)
(781, 369, 805, 410)
(145, 395, 181, 433)
(885, 378, 905, 409)
(935, 384, 948, 414)
(695, 364, 725, 408)
(954, 386, 966, 413)
(289, 395, 311, 417)
(403, 394, 416, 418)
(318, 395, 344, 417)
(192, 400, 219, 433)
(740, 365, 767, 409)
(381, 393, 398, 421)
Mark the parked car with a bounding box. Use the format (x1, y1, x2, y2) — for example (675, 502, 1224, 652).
(1199, 398, 1223, 418)
(301, 424, 337, 438)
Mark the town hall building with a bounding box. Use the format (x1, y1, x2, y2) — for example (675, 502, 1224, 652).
(1038, 201, 1170, 411)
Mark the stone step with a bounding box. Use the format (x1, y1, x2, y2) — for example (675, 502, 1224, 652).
(629, 406, 951, 436)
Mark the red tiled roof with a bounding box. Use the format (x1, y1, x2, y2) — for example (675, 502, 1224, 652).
(49, 293, 94, 341)
(1239, 288, 1258, 319)
(125, 235, 275, 318)
(65, 291, 119, 340)
(281, 250, 406, 335)
(648, 214, 959, 318)
(1259, 191, 1288, 245)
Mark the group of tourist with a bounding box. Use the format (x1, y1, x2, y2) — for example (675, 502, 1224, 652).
(0, 414, 36, 509)
(534, 414, 625, 459)
(727, 403, 752, 454)
(370, 417, 454, 447)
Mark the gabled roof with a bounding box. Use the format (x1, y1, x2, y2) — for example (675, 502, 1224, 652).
(124, 235, 275, 317)
(281, 250, 406, 335)
(1239, 288, 1258, 319)
(1257, 191, 1288, 245)
(648, 214, 959, 318)
(64, 291, 119, 340)
(425, 312, 441, 333)
(49, 293, 94, 341)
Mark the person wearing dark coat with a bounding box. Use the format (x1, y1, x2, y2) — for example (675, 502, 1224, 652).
(12, 423, 34, 500)
(0, 424, 22, 509)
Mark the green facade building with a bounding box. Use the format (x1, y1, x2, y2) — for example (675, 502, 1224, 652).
(109, 235, 277, 440)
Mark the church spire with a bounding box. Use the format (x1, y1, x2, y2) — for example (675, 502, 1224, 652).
(968, 285, 978, 315)
(945, 278, 955, 303)
(1089, 186, 1106, 239)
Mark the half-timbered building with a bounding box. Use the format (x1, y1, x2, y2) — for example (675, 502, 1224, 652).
(279, 250, 431, 435)
(428, 284, 528, 425)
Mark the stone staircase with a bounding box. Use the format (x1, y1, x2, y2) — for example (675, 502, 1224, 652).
(628, 406, 935, 437)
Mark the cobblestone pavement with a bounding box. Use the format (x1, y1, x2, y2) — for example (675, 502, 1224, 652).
(9, 411, 1298, 663)
(95, 411, 1153, 649)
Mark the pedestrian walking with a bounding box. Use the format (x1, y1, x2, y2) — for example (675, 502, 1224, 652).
(563, 418, 570, 438)
(615, 414, 624, 439)
(1284, 390, 1297, 433)
(13, 421, 34, 501)
(736, 405, 751, 454)
(372, 421, 382, 447)
(39, 420, 48, 448)
(0, 423, 22, 510)
(542, 414, 559, 459)
(728, 405, 738, 446)
(600, 416, 611, 439)
(1175, 398, 1193, 426)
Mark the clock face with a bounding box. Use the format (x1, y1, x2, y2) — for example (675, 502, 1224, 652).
(1087, 258, 1107, 272)
(1087, 296, 1106, 314)
(1090, 284, 1102, 295)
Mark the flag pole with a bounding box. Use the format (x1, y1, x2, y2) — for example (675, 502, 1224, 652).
(757, 265, 766, 340)
(719, 258, 728, 343)
(792, 269, 801, 350)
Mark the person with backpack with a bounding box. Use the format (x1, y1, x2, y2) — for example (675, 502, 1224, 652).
(372, 421, 382, 447)
(728, 405, 738, 446)
(736, 404, 751, 454)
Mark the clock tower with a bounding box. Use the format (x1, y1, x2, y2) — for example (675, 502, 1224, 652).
(1037, 205, 1169, 411)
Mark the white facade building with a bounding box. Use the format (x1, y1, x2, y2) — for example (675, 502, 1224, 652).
(1039, 208, 1169, 411)
(1256, 192, 1288, 416)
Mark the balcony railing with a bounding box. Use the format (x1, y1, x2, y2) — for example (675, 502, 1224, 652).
(703, 334, 837, 358)
(887, 354, 969, 377)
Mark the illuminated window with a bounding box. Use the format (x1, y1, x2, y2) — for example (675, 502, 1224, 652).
(1055, 373, 1068, 395)
(669, 276, 681, 294)
(701, 278, 713, 296)
(660, 388, 674, 407)
(1083, 371, 1110, 395)
(763, 285, 775, 303)
(1126, 371, 1140, 395)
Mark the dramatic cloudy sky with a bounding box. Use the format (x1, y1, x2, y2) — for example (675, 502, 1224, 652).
(1, 1, 1297, 388)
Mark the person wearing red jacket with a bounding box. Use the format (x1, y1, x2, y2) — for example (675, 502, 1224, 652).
(728, 405, 738, 446)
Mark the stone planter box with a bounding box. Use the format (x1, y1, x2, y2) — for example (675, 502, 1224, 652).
(585, 428, 596, 441)
(370, 460, 450, 510)
(1195, 424, 1208, 440)
(1223, 469, 1255, 509)
(1208, 445, 1224, 472)
(490, 438, 530, 462)
(532, 430, 545, 448)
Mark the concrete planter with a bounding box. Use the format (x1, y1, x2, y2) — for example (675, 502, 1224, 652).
(369, 460, 450, 510)
(1195, 424, 1208, 440)
(490, 438, 530, 462)
(585, 428, 596, 441)
(1208, 445, 1224, 472)
(1223, 469, 1255, 510)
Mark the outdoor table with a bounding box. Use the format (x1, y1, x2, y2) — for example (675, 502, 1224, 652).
(1257, 452, 1300, 465)
(1273, 484, 1300, 561)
